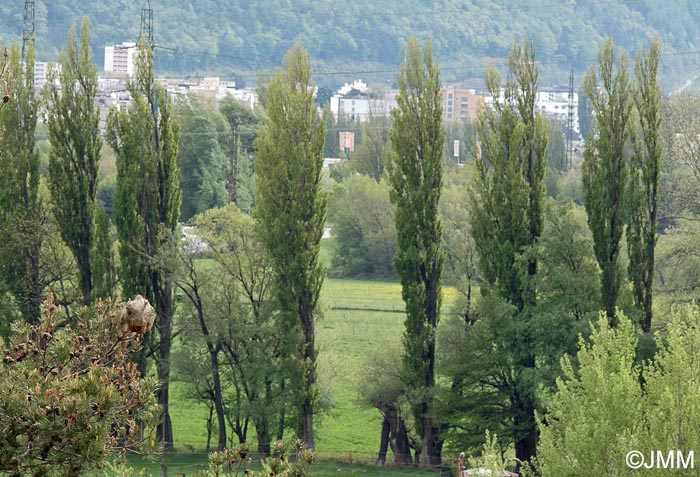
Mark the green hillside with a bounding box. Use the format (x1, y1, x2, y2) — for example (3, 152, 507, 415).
(2, 0, 699, 87)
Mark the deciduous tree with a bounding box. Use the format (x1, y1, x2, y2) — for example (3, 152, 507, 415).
(46, 18, 102, 306)
(582, 38, 633, 324)
(0, 43, 42, 324)
(254, 44, 326, 450)
(106, 43, 181, 449)
(536, 313, 642, 477)
(468, 40, 547, 464)
(627, 40, 662, 332)
(388, 37, 445, 467)
(328, 175, 395, 277)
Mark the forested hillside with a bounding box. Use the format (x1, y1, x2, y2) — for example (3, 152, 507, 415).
(2, 0, 700, 87)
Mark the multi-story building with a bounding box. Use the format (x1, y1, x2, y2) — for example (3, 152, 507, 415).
(482, 87, 580, 135)
(104, 42, 137, 75)
(329, 80, 388, 122)
(33, 61, 58, 90)
(441, 84, 484, 122)
(534, 88, 579, 135)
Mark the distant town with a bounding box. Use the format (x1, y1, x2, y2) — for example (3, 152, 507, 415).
(34, 40, 581, 148)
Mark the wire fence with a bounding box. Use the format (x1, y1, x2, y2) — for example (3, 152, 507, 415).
(328, 304, 405, 313)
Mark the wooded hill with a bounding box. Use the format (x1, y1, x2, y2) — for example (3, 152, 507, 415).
(2, 0, 700, 87)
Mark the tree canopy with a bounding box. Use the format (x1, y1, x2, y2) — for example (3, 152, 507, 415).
(2, 1, 698, 85)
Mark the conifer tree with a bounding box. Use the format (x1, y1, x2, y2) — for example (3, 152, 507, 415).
(627, 40, 662, 332)
(254, 44, 326, 450)
(582, 39, 633, 325)
(0, 43, 42, 323)
(106, 43, 181, 449)
(469, 40, 548, 464)
(46, 18, 101, 306)
(388, 38, 445, 467)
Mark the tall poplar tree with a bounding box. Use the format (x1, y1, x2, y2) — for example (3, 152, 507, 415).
(0, 43, 42, 324)
(582, 39, 633, 325)
(254, 44, 326, 450)
(106, 43, 181, 449)
(627, 40, 662, 333)
(469, 40, 547, 463)
(388, 38, 445, 467)
(46, 18, 101, 306)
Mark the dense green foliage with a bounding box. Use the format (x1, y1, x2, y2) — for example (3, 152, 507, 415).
(90, 207, 117, 301)
(468, 41, 547, 463)
(254, 44, 327, 449)
(627, 40, 662, 332)
(46, 18, 102, 306)
(537, 308, 700, 476)
(582, 39, 633, 324)
(5, 11, 700, 470)
(175, 96, 229, 221)
(0, 43, 42, 325)
(3, 1, 700, 86)
(388, 38, 445, 467)
(106, 44, 181, 448)
(327, 175, 395, 277)
(440, 199, 599, 459)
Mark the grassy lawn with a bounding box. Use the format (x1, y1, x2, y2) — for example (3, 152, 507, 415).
(117, 454, 442, 477)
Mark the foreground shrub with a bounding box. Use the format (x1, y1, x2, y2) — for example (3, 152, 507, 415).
(0, 296, 159, 476)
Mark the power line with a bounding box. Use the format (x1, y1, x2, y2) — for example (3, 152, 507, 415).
(147, 45, 700, 82)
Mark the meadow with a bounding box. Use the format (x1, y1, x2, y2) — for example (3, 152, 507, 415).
(155, 273, 460, 475)
(121, 454, 443, 477)
(124, 237, 461, 475)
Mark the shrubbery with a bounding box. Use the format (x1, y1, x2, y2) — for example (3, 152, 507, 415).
(0, 296, 159, 476)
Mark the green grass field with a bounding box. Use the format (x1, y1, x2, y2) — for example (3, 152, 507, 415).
(156, 236, 460, 476)
(118, 453, 442, 477)
(168, 277, 458, 456)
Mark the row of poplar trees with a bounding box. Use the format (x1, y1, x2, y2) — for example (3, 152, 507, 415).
(0, 19, 181, 447)
(384, 36, 662, 468)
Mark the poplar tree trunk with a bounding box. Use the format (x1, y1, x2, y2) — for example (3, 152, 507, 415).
(376, 417, 390, 466)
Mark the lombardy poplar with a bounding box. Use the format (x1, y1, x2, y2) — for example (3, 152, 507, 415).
(46, 18, 101, 306)
(254, 44, 326, 450)
(388, 38, 445, 468)
(627, 40, 662, 333)
(469, 40, 547, 464)
(582, 38, 633, 325)
(0, 43, 42, 324)
(106, 42, 181, 449)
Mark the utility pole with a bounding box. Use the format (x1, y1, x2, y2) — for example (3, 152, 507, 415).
(566, 67, 575, 169)
(138, 0, 161, 148)
(140, 0, 154, 50)
(21, 0, 35, 62)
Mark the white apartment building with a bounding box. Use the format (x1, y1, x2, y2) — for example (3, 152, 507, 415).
(483, 88, 579, 135)
(33, 61, 54, 90)
(329, 80, 390, 122)
(535, 89, 579, 134)
(104, 42, 137, 75)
